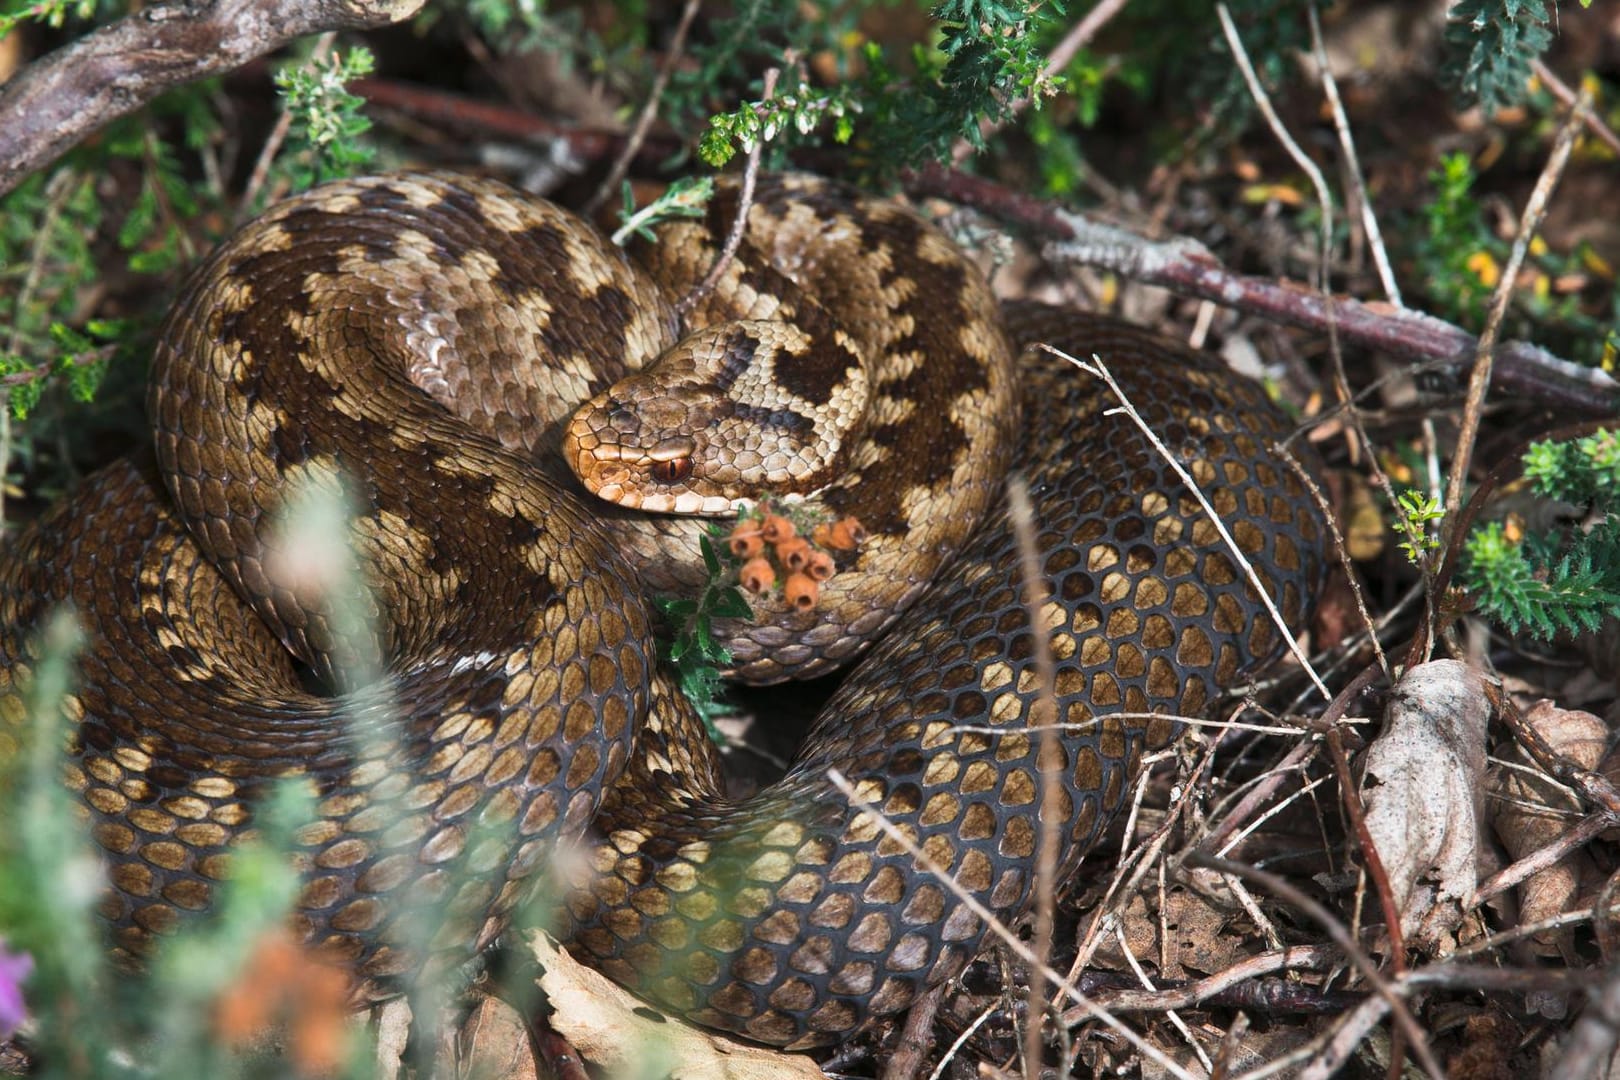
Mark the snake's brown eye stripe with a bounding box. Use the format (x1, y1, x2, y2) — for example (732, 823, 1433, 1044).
(0, 171, 1328, 1051)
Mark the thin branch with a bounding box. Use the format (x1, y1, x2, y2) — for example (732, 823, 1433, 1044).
(1217, 2, 1335, 301)
(1200, 660, 1378, 856)
(582, 0, 701, 216)
(881, 981, 947, 1080)
(1065, 945, 1337, 1016)
(1450, 903, 1620, 961)
(242, 30, 337, 211)
(1184, 853, 1445, 1080)
(0, 0, 427, 197)
(1532, 59, 1620, 157)
(1113, 922, 1214, 1074)
(1215, 772, 1332, 860)
(824, 767, 1202, 1080)
(1471, 810, 1616, 908)
(1307, 3, 1400, 306)
(679, 58, 790, 316)
(1051, 349, 1332, 701)
(925, 1002, 997, 1080)
(1323, 726, 1408, 980)
(1439, 81, 1592, 527)
(1008, 477, 1064, 1075)
(1277, 445, 1391, 678)
(902, 164, 1619, 415)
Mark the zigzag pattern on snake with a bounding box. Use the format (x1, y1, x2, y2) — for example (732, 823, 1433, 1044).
(0, 172, 1327, 1050)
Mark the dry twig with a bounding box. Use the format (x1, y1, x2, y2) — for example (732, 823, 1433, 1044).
(679, 57, 792, 316)
(1184, 853, 1444, 1080)
(1306, 3, 1400, 306)
(242, 30, 337, 210)
(1438, 82, 1592, 546)
(825, 768, 1201, 1080)
(903, 165, 1618, 415)
(1008, 476, 1064, 1075)
(582, 0, 702, 216)
(0, 0, 427, 196)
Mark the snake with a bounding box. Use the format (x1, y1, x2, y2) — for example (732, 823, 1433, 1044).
(0, 171, 1327, 1050)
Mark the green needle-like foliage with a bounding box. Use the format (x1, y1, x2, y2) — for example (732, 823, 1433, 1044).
(1442, 0, 1557, 116)
(1461, 429, 1620, 640)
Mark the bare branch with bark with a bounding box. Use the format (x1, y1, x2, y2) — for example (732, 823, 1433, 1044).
(0, 0, 427, 196)
(904, 163, 1620, 415)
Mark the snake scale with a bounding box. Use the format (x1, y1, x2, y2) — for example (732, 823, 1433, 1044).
(0, 171, 1327, 1050)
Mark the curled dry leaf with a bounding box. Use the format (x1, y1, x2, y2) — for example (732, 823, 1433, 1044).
(1360, 659, 1492, 951)
(1099, 888, 1241, 981)
(527, 931, 825, 1080)
(1488, 699, 1607, 959)
(453, 995, 541, 1080)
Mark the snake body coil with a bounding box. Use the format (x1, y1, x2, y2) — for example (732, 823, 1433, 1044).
(0, 173, 1326, 1049)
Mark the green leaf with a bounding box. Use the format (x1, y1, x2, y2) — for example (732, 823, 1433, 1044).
(709, 587, 752, 621)
(694, 616, 717, 658)
(654, 597, 698, 620)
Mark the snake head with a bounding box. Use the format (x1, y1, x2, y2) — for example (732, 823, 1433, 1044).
(563, 320, 866, 516)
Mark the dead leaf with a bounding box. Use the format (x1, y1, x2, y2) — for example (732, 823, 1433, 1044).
(1360, 660, 1492, 952)
(1340, 470, 1386, 562)
(1097, 888, 1241, 981)
(1489, 700, 1607, 958)
(528, 932, 824, 1080)
(455, 995, 540, 1080)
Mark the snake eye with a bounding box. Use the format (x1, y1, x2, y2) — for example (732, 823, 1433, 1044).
(650, 457, 693, 484)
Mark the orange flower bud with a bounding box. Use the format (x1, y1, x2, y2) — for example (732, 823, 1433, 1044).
(761, 513, 796, 543)
(836, 517, 867, 546)
(783, 572, 819, 611)
(805, 550, 836, 582)
(816, 516, 866, 551)
(775, 535, 812, 572)
(740, 557, 775, 594)
(727, 523, 764, 559)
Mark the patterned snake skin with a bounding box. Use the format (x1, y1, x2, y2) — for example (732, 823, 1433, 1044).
(0, 172, 1327, 1049)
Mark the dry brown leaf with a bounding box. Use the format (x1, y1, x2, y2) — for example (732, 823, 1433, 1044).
(453, 995, 541, 1080)
(1339, 470, 1386, 562)
(1360, 660, 1491, 951)
(528, 932, 824, 1080)
(1099, 888, 1240, 981)
(1488, 699, 1607, 957)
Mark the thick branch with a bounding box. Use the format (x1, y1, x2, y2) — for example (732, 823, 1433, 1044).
(0, 0, 426, 196)
(905, 163, 1620, 415)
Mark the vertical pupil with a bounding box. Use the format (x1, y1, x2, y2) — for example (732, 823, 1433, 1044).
(654, 459, 691, 483)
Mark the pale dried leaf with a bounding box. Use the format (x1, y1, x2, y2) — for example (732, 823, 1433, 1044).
(452, 995, 539, 1080)
(371, 998, 412, 1080)
(528, 932, 824, 1080)
(1360, 660, 1491, 949)
(1489, 700, 1608, 956)
(1099, 889, 1240, 981)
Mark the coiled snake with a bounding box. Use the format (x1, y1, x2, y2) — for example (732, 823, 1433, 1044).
(0, 172, 1326, 1050)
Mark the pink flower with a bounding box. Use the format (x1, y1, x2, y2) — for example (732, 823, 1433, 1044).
(0, 940, 31, 1040)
